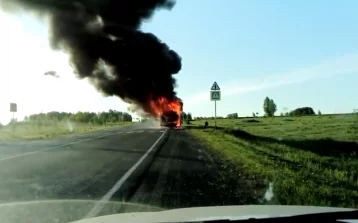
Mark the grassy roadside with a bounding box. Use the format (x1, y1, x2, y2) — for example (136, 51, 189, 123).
(0, 121, 132, 140)
(187, 115, 358, 208)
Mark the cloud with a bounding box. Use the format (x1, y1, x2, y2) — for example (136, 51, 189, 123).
(185, 53, 358, 105)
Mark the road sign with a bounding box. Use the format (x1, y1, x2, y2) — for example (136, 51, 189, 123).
(210, 81, 220, 91)
(210, 91, 221, 101)
(210, 82, 221, 130)
(10, 103, 17, 112)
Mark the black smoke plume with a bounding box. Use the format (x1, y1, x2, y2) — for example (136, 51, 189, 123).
(0, 0, 181, 116)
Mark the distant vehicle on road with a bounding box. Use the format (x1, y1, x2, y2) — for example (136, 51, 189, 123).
(132, 117, 141, 122)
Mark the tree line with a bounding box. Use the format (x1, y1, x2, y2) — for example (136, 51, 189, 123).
(221, 96, 321, 119)
(24, 110, 132, 124)
(227, 113, 238, 119)
(256, 97, 318, 117)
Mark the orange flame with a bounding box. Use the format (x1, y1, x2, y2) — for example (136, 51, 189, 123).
(149, 97, 182, 126)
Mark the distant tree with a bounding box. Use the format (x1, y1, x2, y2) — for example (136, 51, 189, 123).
(252, 112, 256, 117)
(280, 112, 284, 116)
(182, 112, 187, 121)
(263, 97, 277, 117)
(270, 99, 277, 116)
(123, 112, 132, 122)
(289, 107, 315, 116)
(185, 112, 193, 125)
(317, 110, 322, 116)
(285, 112, 289, 116)
(227, 113, 238, 119)
(187, 113, 193, 121)
(263, 97, 270, 116)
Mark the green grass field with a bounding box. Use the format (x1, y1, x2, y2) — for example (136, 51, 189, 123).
(187, 114, 358, 208)
(0, 121, 132, 140)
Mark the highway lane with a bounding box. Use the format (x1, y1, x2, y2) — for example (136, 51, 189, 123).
(0, 123, 167, 204)
(0, 123, 239, 222)
(0, 124, 142, 159)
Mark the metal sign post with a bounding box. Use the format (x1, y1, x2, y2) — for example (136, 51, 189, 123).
(210, 82, 221, 130)
(10, 103, 17, 137)
(215, 99, 217, 128)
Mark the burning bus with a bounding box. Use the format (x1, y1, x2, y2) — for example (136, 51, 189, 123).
(149, 97, 183, 128)
(160, 110, 180, 127)
(159, 99, 183, 127)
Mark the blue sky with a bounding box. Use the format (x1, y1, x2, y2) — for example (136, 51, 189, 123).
(142, 0, 358, 116)
(0, 0, 358, 123)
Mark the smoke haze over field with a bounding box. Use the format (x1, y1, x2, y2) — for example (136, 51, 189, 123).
(0, 0, 182, 116)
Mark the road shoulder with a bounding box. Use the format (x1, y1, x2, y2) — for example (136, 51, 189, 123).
(127, 129, 266, 210)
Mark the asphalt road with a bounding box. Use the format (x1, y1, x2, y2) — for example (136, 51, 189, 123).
(0, 122, 222, 222)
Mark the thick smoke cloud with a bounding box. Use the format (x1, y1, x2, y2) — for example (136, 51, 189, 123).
(0, 0, 181, 116)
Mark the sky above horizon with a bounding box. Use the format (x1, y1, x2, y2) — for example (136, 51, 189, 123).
(1, 0, 358, 124)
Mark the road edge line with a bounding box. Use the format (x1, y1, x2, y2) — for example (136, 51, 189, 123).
(85, 128, 168, 218)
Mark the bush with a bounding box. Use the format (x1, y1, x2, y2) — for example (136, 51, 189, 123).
(244, 119, 260, 123)
(289, 107, 315, 116)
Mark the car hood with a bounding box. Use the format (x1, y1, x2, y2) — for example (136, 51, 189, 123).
(72, 205, 356, 223)
(0, 200, 162, 223)
(0, 200, 355, 223)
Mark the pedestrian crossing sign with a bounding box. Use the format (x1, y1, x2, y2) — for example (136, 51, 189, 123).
(210, 91, 221, 101)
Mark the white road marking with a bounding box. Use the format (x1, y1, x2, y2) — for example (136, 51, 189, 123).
(159, 130, 165, 133)
(86, 128, 168, 218)
(137, 130, 144, 133)
(0, 131, 123, 162)
(125, 131, 134, 133)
